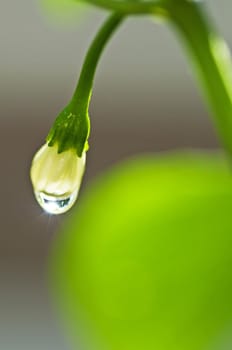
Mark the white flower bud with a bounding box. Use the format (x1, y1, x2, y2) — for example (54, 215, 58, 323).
(30, 143, 86, 214)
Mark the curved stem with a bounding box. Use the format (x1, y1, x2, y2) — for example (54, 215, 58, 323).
(81, 0, 165, 15)
(50, 0, 232, 158)
(165, 1, 232, 156)
(47, 13, 125, 156)
(71, 13, 125, 114)
(81, 0, 232, 156)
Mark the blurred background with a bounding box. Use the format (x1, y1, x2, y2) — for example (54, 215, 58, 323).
(0, 0, 231, 349)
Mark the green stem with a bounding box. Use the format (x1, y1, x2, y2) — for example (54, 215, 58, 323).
(71, 13, 125, 114)
(165, 1, 232, 156)
(81, 0, 164, 15)
(49, 0, 232, 158)
(47, 13, 124, 156)
(81, 0, 232, 156)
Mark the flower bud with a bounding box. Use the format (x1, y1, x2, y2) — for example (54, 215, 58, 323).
(30, 143, 86, 214)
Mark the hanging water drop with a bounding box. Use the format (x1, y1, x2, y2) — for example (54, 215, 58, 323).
(30, 143, 86, 214)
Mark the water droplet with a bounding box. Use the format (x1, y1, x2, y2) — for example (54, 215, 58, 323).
(30, 144, 86, 215)
(34, 190, 78, 215)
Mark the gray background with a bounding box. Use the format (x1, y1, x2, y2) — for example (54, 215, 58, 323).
(0, 1, 231, 349)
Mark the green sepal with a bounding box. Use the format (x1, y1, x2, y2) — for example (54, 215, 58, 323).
(46, 103, 90, 157)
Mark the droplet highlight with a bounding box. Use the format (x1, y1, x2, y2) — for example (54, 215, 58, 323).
(34, 190, 78, 215)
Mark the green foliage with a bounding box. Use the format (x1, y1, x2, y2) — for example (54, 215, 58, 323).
(45, 0, 232, 158)
(51, 152, 232, 350)
(44, 1, 232, 349)
(81, 0, 166, 15)
(41, 0, 86, 24)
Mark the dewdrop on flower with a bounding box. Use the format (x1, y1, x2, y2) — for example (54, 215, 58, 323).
(30, 143, 86, 214)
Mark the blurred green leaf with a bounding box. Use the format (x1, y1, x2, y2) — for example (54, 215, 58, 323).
(51, 152, 232, 350)
(40, 0, 86, 25)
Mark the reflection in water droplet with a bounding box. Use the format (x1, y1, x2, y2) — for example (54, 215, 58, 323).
(34, 190, 78, 215)
(30, 144, 86, 215)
